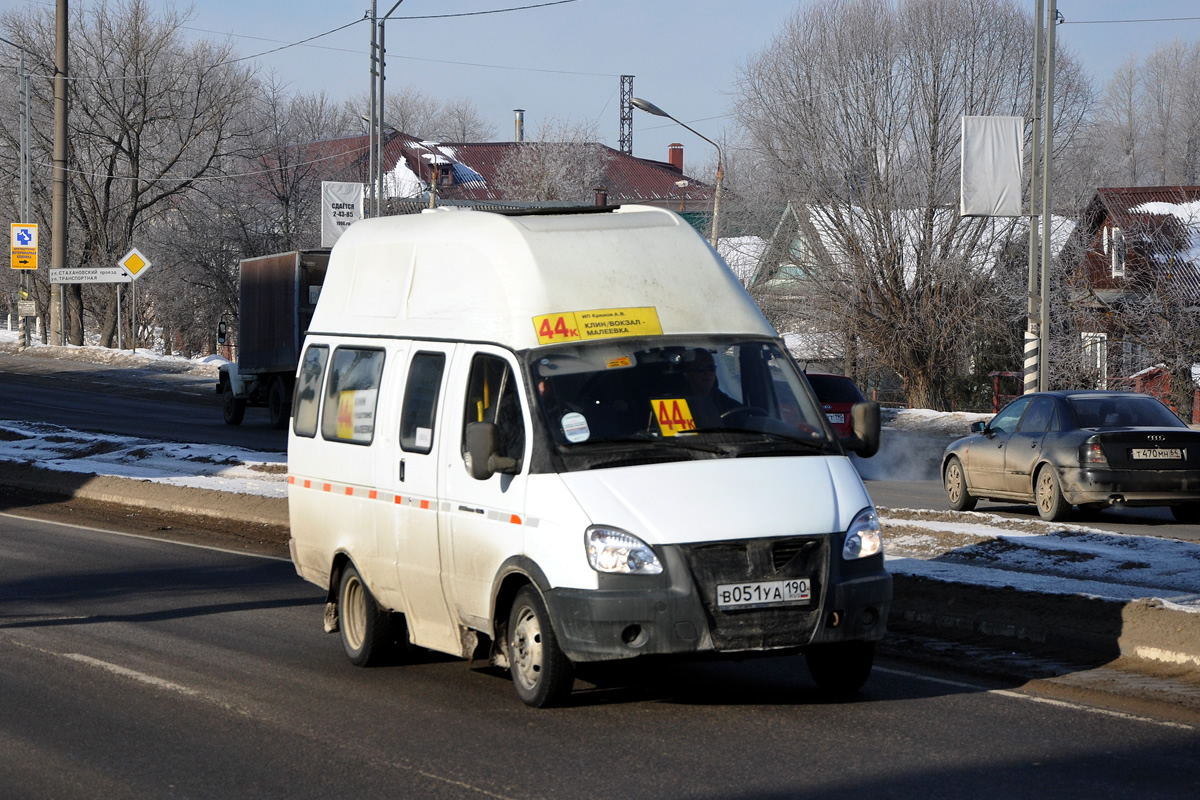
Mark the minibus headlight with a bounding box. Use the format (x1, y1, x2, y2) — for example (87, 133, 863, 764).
(585, 526, 663, 575)
(843, 507, 883, 560)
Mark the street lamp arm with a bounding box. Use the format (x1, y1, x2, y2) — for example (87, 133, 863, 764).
(0, 36, 54, 71)
(631, 96, 724, 248)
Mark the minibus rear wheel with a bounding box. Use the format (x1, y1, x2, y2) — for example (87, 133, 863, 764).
(507, 586, 574, 707)
(338, 564, 396, 667)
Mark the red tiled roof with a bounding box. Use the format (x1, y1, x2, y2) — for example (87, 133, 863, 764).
(388, 135, 714, 205)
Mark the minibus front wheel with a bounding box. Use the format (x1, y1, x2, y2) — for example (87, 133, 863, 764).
(507, 586, 575, 708)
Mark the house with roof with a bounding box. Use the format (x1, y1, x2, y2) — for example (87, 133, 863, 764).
(301, 128, 716, 218)
(1072, 186, 1200, 395)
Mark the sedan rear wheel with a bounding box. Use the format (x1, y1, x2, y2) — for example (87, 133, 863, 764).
(1035, 465, 1070, 521)
(943, 457, 977, 512)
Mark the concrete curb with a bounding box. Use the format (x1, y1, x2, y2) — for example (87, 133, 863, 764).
(0, 462, 288, 528)
(892, 573, 1200, 668)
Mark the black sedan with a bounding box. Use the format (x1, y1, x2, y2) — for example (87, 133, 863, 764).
(941, 390, 1200, 522)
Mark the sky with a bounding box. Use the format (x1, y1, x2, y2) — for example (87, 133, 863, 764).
(2, 1, 1198, 180)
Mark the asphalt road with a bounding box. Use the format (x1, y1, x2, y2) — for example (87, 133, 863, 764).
(865, 478, 1200, 542)
(2, 513, 1199, 799)
(0, 352, 286, 452)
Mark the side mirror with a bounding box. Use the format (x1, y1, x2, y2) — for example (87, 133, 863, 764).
(970, 420, 988, 434)
(844, 401, 881, 459)
(465, 422, 518, 480)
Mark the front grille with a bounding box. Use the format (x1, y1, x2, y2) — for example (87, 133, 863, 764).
(680, 536, 829, 651)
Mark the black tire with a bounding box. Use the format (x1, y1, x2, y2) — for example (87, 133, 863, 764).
(222, 380, 245, 426)
(1170, 503, 1200, 524)
(943, 456, 977, 511)
(1035, 465, 1071, 521)
(268, 377, 290, 430)
(507, 585, 574, 708)
(338, 563, 401, 667)
(805, 641, 875, 696)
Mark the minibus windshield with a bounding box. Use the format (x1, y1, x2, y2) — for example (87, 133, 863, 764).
(529, 338, 836, 450)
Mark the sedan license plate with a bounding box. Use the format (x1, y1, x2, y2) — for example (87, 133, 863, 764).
(1131, 448, 1183, 460)
(716, 578, 811, 609)
(825, 413, 845, 425)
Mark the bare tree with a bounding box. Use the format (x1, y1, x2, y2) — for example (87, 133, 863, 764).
(734, 0, 1090, 410)
(492, 118, 611, 203)
(5, 0, 260, 347)
(1090, 41, 1200, 188)
(349, 86, 496, 141)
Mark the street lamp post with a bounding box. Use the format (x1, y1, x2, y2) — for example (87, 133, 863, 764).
(631, 97, 723, 248)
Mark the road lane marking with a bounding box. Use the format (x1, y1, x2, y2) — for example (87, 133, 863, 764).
(875, 665, 1195, 731)
(63, 653, 201, 697)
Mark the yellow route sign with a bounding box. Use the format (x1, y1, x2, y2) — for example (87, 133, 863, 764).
(10, 223, 37, 270)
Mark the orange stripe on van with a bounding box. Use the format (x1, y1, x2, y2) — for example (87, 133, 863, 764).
(323, 483, 332, 492)
(394, 494, 404, 504)
(304, 479, 312, 489)
(510, 514, 522, 524)
(288, 475, 295, 485)
(420, 499, 430, 509)
(368, 490, 377, 500)
(344, 486, 354, 496)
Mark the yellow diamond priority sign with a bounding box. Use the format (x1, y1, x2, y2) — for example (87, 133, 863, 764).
(118, 247, 152, 279)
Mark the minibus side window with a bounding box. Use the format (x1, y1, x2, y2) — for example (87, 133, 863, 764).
(462, 354, 525, 467)
(293, 345, 328, 438)
(321, 347, 385, 444)
(400, 351, 446, 454)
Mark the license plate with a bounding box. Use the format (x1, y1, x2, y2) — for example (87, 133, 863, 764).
(1131, 448, 1183, 460)
(825, 413, 845, 425)
(716, 578, 811, 609)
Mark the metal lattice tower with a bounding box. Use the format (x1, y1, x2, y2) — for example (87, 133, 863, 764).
(619, 75, 634, 154)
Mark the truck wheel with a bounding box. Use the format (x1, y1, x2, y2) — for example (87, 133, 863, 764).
(222, 381, 245, 426)
(338, 563, 400, 667)
(507, 585, 574, 708)
(805, 641, 874, 696)
(268, 377, 290, 430)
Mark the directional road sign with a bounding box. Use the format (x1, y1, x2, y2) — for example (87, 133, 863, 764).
(10, 223, 37, 270)
(49, 267, 131, 284)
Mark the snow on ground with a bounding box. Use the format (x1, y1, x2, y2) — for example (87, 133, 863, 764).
(1, 328, 1198, 610)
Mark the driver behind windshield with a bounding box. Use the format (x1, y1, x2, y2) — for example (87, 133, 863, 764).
(680, 348, 740, 425)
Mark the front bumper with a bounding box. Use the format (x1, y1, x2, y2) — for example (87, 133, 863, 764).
(543, 537, 891, 663)
(1060, 466, 1200, 507)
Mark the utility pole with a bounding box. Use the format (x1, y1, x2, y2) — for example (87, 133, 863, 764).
(375, 2, 404, 216)
(367, 1, 378, 218)
(1038, 0, 1058, 394)
(1024, 0, 1059, 394)
(1024, 0, 1044, 395)
(50, 0, 68, 345)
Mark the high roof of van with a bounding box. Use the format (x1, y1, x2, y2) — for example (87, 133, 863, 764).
(308, 205, 775, 350)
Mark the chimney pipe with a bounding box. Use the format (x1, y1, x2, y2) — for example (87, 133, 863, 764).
(514, 109, 525, 143)
(668, 143, 683, 172)
(594, 187, 608, 207)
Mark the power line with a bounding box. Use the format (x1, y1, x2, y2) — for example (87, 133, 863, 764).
(1061, 16, 1200, 25)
